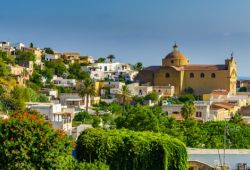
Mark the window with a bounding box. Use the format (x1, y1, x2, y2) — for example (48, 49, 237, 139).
(211, 73, 216, 78)
(200, 73, 205, 78)
(104, 66, 107, 71)
(190, 73, 194, 78)
(152, 73, 155, 78)
(171, 60, 174, 64)
(139, 89, 142, 95)
(165, 73, 170, 78)
(196, 112, 202, 117)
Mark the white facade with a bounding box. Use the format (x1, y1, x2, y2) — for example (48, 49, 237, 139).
(127, 83, 153, 97)
(52, 76, 76, 87)
(0, 41, 10, 47)
(59, 93, 91, 111)
(127, 83, 174, 97)
(45, 53, 61, 61)
(161, 101, 230, 121)
(26, 102, 73, 132)
(26, 102, 62, 120)
(100, 81, 125, 101)
(11, 42, 25, 50)
(85, 62, 137, 81)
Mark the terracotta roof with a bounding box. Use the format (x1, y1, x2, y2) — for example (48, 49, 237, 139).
(183, 64, 228, 71)
(211, 102, 234, 110)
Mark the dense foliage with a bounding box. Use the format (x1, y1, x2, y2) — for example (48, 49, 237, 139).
(76, 128, 188, 170)
(109, 104, 250, 149)
(0, 112, 73, 169)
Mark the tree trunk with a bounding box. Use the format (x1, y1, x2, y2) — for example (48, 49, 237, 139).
(86, 94, 89, 113)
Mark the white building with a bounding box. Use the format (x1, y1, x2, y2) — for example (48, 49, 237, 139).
(39, 88, 58, 100)
(60, 93, 92, 111)
(44, 53, 61, 61)
(26, 102, 74, 133)
(128, 83, 153, 97)
(52, 76, 76, 87)
(161, 101, 232, 121)
(85, 62, 137, 81)
(11, 42, 25, 50)
(0, 41, 10, 47)
(100, 81, 125, 103)
(127, 83, 175, 97)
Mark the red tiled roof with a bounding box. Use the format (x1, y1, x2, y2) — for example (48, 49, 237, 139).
(211, 102, 234, 110)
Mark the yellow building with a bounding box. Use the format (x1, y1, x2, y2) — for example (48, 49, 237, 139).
(137, 44, 237, 95)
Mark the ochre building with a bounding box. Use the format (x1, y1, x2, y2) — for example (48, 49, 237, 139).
(137, 44, 237, 96)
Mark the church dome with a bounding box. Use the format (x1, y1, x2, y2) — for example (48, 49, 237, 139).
(162, 43, 189, 67)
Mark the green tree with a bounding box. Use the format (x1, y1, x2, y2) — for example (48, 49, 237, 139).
(16, 51, 36, 62)
(73, 111, 92, 123)
(239, 87, 247, 92)
(95, 57, 106, 63)
(116, 85, 132, 114)
(0, 58, 9, 76)
(0, 112, 73, 169)
(42, 67, 54, 83)
(45, 59, 67, 76)
(106, 54, 115, 63)
(29, 71, 43, 87)
(78, 79, 95, 113)
(181, 102, 195, 120)
(145, 91, 159, 101)
(116, 105, 163, 132)
(30, 42, 34, 48)
(44, 47, 54, 54)
(134, 62, 143, 71)
(178, 94, 195, 103)
(68, 62, 90, 80)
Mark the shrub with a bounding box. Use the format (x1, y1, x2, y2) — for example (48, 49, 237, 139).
(0, 112, 73, 169)
(76, 128, 188, 170)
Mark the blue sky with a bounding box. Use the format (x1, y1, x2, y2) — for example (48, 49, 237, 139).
(1, 0, 250, 76)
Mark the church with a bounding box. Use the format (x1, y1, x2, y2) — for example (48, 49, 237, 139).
(136, 44, 237, 96)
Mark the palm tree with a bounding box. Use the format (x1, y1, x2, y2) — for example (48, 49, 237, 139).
(78, 79, 96, 113)
(181, 102, 195, 120)
(116, 85, 132, 114)
(107, 54, 115, 63)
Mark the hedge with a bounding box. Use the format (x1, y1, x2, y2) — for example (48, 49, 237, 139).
(76, 128, 188, 170)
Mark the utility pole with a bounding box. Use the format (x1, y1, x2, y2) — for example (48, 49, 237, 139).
(223, 121, 227, 168)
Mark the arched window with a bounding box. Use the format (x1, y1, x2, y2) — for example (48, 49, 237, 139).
(190, 73, 194, 78)
(171, 60, 174, 64)
(211, 73, 216, 78)
(200, 73, 205, 78)
(165, 73, 170, 78)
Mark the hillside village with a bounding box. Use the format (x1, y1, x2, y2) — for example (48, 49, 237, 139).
(1, 41, 250, 136)
(2, 41, 250, 169)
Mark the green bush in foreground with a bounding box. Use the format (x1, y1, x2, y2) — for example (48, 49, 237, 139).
(0, 112, 73, 169)
(76, 128, 188, 170)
